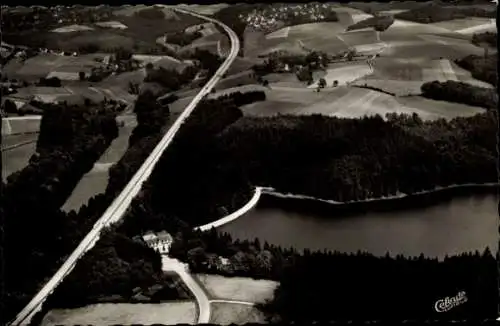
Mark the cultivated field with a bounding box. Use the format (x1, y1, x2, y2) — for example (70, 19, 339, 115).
(196, 274, 278, 304)
(40, 302, 197, 326)
(210, 303, 267, 325)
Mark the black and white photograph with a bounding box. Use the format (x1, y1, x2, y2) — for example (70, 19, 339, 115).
(1, 1, 498, 325)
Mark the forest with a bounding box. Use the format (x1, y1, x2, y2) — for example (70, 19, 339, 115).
(2, 100, 120, 324)
(421, 80, 497, 109)
(212, 111, 496, 202)
(261, 249, 497, 322)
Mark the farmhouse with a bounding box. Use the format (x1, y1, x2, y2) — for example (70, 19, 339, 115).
(142, 230, 173, 254)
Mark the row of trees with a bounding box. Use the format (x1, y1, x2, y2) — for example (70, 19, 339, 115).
(421, 80, 497, 109)
(2, 100, 121, 325)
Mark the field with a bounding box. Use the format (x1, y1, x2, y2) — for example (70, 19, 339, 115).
(61, 166, 110, 212)
(1, 133, 38, 150)
(209, 302, 267, 325)
(429, 17, 494, 32)
(40, 302, 197, 326)
(2, 116, 42, 135)
(346, 1, 428, 14)
(61, 113, 139, 212)
(239, 79, 485, 120)
(176, 4, 230, 15)
(52, 24, 95, 33)
(2, 141, 37, 182)
(94, 21, 128, 30)
(3, 54, 104, 81)
(196, 274, 278, 304)
(309, 64, 372, 88)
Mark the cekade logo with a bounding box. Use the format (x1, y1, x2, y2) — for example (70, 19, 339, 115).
(434, 291, 468, 312)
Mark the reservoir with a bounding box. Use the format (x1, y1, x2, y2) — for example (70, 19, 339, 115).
(218, 193, 498, 259)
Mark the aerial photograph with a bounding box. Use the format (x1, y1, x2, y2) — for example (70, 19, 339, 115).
(1, 1, 498, 325)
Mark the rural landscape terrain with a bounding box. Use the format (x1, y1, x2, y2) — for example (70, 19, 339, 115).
(1, 1, 498, 325)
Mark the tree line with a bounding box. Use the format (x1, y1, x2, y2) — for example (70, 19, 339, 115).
(394, 3, 497, 23)
(168, 228, 497, 321)
(214, 112, 496, 203)
(421, 80, 497, 110)
(2, 100, 120, 325)
(455, 53, 497, 86)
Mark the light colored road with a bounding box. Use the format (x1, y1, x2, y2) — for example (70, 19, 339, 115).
(162, 256, 211, 323)
(210, 300, 256, 306)
(9, 8, 240, 326)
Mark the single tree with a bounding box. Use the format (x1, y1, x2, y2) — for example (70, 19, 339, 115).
(333, 80, 339, 87)
(318, 78, 326, 89)
(79, 71, 86, 81)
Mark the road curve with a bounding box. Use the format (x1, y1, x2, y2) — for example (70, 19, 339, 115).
(161, 256, 211, 323)
(9, 8, 240, 326)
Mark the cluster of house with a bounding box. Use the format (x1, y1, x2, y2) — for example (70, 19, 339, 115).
(141, 230, 174, 254)
(239, 3, 336, 32)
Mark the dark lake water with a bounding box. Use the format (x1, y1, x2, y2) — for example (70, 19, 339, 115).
(218, 193, 498, 259)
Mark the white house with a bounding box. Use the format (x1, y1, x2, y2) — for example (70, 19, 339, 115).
(142, 230, 173, 254)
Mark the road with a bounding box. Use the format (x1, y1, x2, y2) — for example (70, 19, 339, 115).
(9, 8, 240, 326)
(161, 256, 211, 323)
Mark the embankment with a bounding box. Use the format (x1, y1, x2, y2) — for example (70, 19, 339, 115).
(194, 186, 262, 231)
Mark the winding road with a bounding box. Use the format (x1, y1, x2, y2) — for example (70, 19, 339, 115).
(9, 8, 240, 326)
